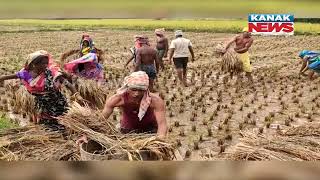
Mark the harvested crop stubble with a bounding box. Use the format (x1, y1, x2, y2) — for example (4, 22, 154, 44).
(58, 104, 175, 160)
(215, 44, 243, 74)
(0, 126, 79, 161)
(225, 130, 320, 161)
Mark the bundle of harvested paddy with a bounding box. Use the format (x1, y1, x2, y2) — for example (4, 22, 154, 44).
(75, 78, 108, 109)
(281, 123, 320, 137)
(225, 131, 320, 161)
(13, 86, 37, 116)
(0, 126, 79, 161)
(59, 102, 116, 134)
(214, 44, 243, 74)
(58, 104, 175, 161)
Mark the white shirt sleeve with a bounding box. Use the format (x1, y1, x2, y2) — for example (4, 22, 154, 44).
(169, 40, 175, 49)
(188, 40, 192, 47)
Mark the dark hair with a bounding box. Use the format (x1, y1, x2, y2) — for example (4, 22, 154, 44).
(176, 35, 183, 38)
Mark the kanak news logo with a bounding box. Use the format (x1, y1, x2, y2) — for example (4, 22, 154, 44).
(248, 14, 294, 35)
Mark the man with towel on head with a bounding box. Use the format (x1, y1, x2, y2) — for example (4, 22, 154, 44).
(223, 27, 254, 83)
(76, 71, 167, 145)
(155, 28, 169, 70)
(135, 36, 159, 92)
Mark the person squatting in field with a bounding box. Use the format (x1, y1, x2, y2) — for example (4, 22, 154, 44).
(77, 71, 167, 144)
(168, 30, 195, 87)
(61, 34, 104, 81)
(155, 28, 169, 70)
(0, 50, 83, 131)
(223, 27, 254, 84)
(134, 36, 159, 92)
(299, 50, 320, 80)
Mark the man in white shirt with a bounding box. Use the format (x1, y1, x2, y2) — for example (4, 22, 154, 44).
(168, 30, 195, 87)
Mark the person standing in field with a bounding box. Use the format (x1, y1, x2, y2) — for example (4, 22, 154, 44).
(155, 28, 169, 70)
(125, 35, 143, 70)
(223, 27, 254, 83)
(168, 30, 195, 87)
(135, 36, 159, 92)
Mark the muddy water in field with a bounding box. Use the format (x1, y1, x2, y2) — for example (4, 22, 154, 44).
(0, 30, 320, 160)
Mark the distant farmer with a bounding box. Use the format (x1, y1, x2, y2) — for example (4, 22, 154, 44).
(0, 50, 82, 131)
(155, 28, 169, 70)
(135, 36, 159, 92)
(77, 71, 167, 144)
(168, 30, 195, 87)
(61, 34, 104, 81)
(299, 50, 320, 80)
(223, 27, 254, 83)
(125, 35, 143, 69)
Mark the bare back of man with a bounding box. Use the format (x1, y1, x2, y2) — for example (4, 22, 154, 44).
(156, 37, 168, 50)
(135, 46, 159, 92)
(234, 35, 253, 54)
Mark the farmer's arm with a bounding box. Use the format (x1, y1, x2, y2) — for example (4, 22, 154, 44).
(61, 49, 80, 62)
(102, 94, 122, 120)
(125, 54, 134, 67)
(95, 48, 104, 63)
(225, 37, 236, 50)
(0, 74, 18, 82)
(164, 38, 169, 58)
(0, 74, 18, 86)
(58, 76, 77, 95)
(134, 49, 142, 71)
(168, 41, 175, 64)
(188, 45, 195, 62)
(301, 61, 310, 73)
(155, 50, 160, 72)
(152, 96, 167, 138)
(299, 58, 308, 74)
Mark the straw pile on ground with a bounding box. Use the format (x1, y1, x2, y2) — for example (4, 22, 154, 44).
(58, 103, 176, 161)
(0, 126, 79, 161)
(225, 124, 320, 161)
(215, 44, 243, 74)
(75, 78, 108, 109)
(281, 123, 320, 137)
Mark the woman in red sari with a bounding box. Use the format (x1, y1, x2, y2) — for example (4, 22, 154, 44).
(0, 50, 81, 131)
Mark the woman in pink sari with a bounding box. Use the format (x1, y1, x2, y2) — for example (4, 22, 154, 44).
(0, 50, 81, 131)
(61, 34, 104, 81)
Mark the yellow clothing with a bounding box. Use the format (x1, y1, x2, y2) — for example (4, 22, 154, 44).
(238, 51, 252, 73)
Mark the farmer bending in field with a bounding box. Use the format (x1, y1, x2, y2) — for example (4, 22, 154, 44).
(0, 50, 82, 131)
(299, 50, 320, 80)
(61, 34, 104, 81)
(155, 28, 169, 70)
(223, 27, 254, 83)
(134, 36, 159, 92)
(168, 30, 195, 87)
(77, 71, 167, 144)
